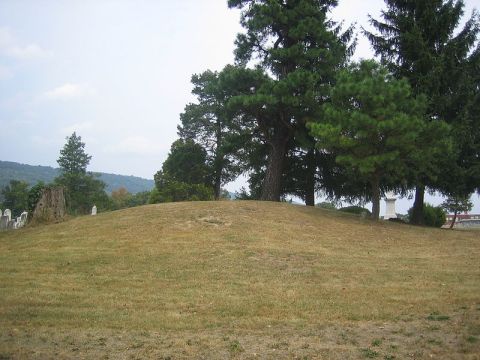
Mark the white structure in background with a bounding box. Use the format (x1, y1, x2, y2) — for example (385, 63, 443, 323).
(91, 205, 97, 216)
(0, 210, 28, 231)
(384, 192, 397, 220)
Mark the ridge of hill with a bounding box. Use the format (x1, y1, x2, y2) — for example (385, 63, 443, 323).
(0, 201, 478, 358)
(0, 160, 154, 194)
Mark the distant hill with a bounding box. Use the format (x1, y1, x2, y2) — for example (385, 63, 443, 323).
(0, 160, 154, 194)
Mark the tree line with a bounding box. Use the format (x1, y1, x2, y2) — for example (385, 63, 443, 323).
(154, 0, 479, 222)
(0, 133, 151, 218)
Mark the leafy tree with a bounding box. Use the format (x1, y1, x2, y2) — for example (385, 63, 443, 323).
(442, 194, 473, 228)
(1, 180, 29, 217)
(152, 139, 214, 203)
(227, 0, 353, 201)
(127, 191, 150, 207)
(179, 66, 247, 200)
(27, 181, 46, 213)
(111, 187, 132, 210)
(365, 0, 480, 224)
(55, 133, 108, 214)
(161, 139, 209, 185)
(309, 60, 447, 220)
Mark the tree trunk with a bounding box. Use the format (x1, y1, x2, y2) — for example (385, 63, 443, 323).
(213, 174, 222, 200)
(449, 210, 458, 229)
(261, 128, 290, 201)
(214, 120, 223, 201)
(305, 148, 316, 206)
(411, 185, 425, 225)
(32, 186, 66, 224)
(371, 175, 381, 220)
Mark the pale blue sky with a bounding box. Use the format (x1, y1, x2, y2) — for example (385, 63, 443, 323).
(0, 0, 478, 213)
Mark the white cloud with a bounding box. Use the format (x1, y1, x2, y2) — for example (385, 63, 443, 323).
(0, 27, 52, 60)
(43, 83, 96, 101)
(105, 136, 168, 156)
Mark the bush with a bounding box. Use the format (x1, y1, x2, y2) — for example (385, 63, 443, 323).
(408, 203, 446, 227)
(149, 181, 213, 203)
(339, 206, 371, 216)
(316, 202, 336, 210)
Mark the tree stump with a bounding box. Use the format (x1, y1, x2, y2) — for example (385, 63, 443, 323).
(32, 186, 67, 224)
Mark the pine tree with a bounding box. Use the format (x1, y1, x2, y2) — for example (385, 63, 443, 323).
(228, 0, 353, 201)
(55, 133, 107, 214)
(178, 66, 248, 200)
(365, 0, 480, 224)
(309, 60, 447, 220)
(57, 132, 92, 174)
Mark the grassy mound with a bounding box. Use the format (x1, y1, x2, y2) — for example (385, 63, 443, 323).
(0, 201, 479, 358)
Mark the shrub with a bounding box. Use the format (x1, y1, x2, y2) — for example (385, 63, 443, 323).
(316, 202, 337, 210)
(339, 206, 371, 216)
(408, 203, 446, 227)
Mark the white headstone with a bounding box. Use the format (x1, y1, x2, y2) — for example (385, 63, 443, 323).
(91, 205, 97, 216)
(384, 192, 397, 220)
(4, 209, 11, 221)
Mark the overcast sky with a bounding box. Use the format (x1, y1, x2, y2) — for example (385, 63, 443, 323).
(0, 0, 478, 213)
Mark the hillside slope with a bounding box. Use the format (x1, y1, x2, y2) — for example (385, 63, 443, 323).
(0, 201, 479, 359)
(0, 160, 154, 193)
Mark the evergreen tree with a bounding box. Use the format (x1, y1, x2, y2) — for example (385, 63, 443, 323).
(55, 133, 108, 214)
(309, 60, 447, 220)
(178, 66, 247, 200)
(152, 139, 214, 203)
(228, 0, 353, 201)
(57, 132, 91, 174)
(365, 0, 480, 224)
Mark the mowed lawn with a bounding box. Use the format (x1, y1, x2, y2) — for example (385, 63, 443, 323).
(0, 201, 479, 359)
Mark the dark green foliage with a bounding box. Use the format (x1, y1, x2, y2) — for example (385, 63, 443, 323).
(1, 180, 29, 217)
(55, 133, 109, 215)
(365, 0, 480, 224)
(152, 140, 214, 203)
(57, 132, 91, 174)
(442, 195, 473, 215)
(339, 206, 372, 216)
(55, 173, 110, 214)
(316, 202, 336, 210)
(179, 66, 246, 200)
(151, 179, 213, 203)
(441, 194, 473, 228)
(27, 181, 46, 213)
(408, 204, 446, 228)
(126, 191, 151, 208)
(161, 139, 209, 185)
(309, 60, 447, 219)
(227, 0, 353, 201)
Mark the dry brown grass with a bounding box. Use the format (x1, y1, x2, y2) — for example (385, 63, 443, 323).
(0, 201, 479, 359)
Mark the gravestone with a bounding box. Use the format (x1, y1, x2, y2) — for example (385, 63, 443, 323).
(384, 192, 397, 220)
(0, 216, 8, 230)
(7, 220, 16, 229)
(4, 209, 12, 221)
(91, 205, 97, 216)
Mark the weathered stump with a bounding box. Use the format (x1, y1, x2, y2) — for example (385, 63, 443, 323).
(32, 186, 67, 224)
